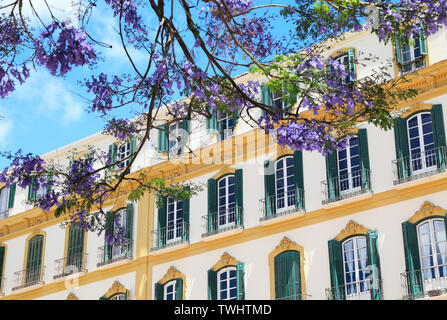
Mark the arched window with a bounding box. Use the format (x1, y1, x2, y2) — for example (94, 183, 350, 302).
(217, 175, 236, 229)
(342, 236, 370, 299)
(417, 218, 447, 284)
(154, 267, 185, 300)
(274, 250, 302, 300)
(109, 293, 127, 300)
(217, 266, 237, 300)
(164, 280, 177, 300)
(407, 112, 436, 173)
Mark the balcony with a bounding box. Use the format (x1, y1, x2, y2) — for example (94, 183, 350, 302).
(259, 189, 305, 223)
(392, 147, 447, 186)
(401, 269, 447, 300)
(201, 206, 243, 239)
(151, 221, 189, 253)
(53, 253, 88, 279)
(0, 209, 8, 220)
(275, 293, 311, 300)
(321, 169, 372, 206)
(325, 280, 383, 300)
(12, 266, 45, 291)
(97, 240, 133, 267)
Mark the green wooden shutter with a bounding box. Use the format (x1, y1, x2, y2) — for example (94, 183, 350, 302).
(0, 246, 5, 289)
(175, 278, 183, 300)
(402, 221, 423, 299)
(328, 239, 345, 300)
(366, 230, 383, 300)
(157, 196, 167, 247)
(129, 135, 136, 162)
(99, 296, 108, 300)
(208, 269, 217, 300)
(235, 169, 243, 227)
(293, 151, 304, 209)
(8, 183, 16, 208)
(28, 177, 36, 201)
(325, 151, 339, 201)
(126, 203, 134, 255)
(236, 262, 245, 300)
(158, 125, 169, 152)
(274, 252, 284, 299)
(419, 23, 428, 55)
(206, 114, 217, 132)
(155, 282, 164, 300)
(432, 104, 447, 169)
(264, 160, 276, 217)
(67, 226, 85, 270)
(358, 129, 371, 190)
(108, 143, 117, 170)
(182, 189, 190, 242)
(347, 49, 357, 82)
(207, 178, 217, 233)
(394, 117, 410, 180)
(26, 235, 43, 284)
(261, 84, 273, 115)
(104, 212, 114, 261)
(274, 251, 301, 300)
(394, 36, 403, 65)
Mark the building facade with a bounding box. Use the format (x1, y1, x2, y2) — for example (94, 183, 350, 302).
(1, 26, 447, 300)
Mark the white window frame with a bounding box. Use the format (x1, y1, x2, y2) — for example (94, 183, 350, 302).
(338, 137, 361, 195)
(407, 112, 436, 174)
(274, 156, 296, 213)
(109, 293, 126, 300)
(217, 267, 237, 300)
(112, 209, 127, 258)
(164, 280, 177, 300)
(217, 111, 234, 141)
(117, 140, 131, 169)
(334, 53, 351, 85)
(400, 36, 425, 75)
(342, 236, 371, 300)
(0, 187, 10, 217)
(168, 122, 184, 156)
(166, 197, 183, 244)
(417, 218, 447, 287)
(217, 175, 236, 229)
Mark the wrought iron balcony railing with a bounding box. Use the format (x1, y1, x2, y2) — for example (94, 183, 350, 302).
(12, 266, 45, 291)
(321, 169, 371, 205)
(53, 253, 88, 279)
(201, 206, 243, 238)
(401, 269, 447, 300)
(259, 189, 305, 222)
(97, 240, 133, 267)
(275, 293, 311, 300)
(151, 221, 189, 252)
(392, 146, 447, 185)
(325, 280, 383, 300)
(0, 209, 8, 220)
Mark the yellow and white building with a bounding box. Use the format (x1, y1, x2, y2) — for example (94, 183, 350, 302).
(1, 26, 447, 300)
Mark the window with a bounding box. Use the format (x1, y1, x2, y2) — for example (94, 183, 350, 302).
(109, 293, 127, 300)
(274, 156, 296, 212)
(407, 112, 436, 173)
(117, 141, 131, 169)
(0, 187, 10, 217)
(338, 137, 361, 194)
(272, 89, 290, 113)
(66, 226, 85, 273)
(164, 280, 177, 300)
(217, 110, 235, 141)
(334, 53, 351, 85)
(26, 235, 44, 285)
(342, 237, 370, 300)
(166, 197, 183, 243)
(112, 209, 128, 257)
(218, 175, 236, 229)
(417, 219, 447, 285)
(274, 250, 302, 300)
(168, 122, 185, 156)
(217, 267, 237, 300)
(400, 36, 426, 75)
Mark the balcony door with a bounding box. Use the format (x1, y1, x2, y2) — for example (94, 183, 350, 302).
(407, 112, 436, 174)
(166, 197, 183, 244)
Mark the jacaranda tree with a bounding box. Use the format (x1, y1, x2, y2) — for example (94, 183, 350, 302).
(0, 0, 446, 244)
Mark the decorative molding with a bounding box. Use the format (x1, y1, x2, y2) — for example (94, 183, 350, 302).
(268, 237, 306, 300)
(212, 167, 236, 180)
(158, 266, 187, 300)
(408, 201, 447, 224)
(211, 252, 241, 271)
(399, 103, 433, 119)
(102, 281, 128, 299)
(334, 220, 371, 241)
(66, 292, 79, 300)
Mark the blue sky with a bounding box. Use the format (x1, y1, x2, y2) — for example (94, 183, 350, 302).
(0, 0, 294, 170)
